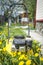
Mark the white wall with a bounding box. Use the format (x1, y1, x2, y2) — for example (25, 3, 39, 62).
(36, 0, 43, 20)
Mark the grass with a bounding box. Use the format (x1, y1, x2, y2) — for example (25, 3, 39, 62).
(0, 26, 8, 37)
(9, 27, 27, 37)
(11, 22, 21, 26)
(0, 22, 35, 39)
(0, 25, 27, 38)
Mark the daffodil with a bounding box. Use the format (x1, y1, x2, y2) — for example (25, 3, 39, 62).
(19, 54, 28, 60)
(13, 51, 17, 57)
(0, 41, 2, 44)
(19, 61, 24, 65)
(40, 57, 43, 61)
(3, 47, 6, 51)
(26, 60, 31, 65)
(34, 53, 39, 57)
(6, 41, 12, 52)
(29, 49, 33, 55)
(24, 56, 28, 60)
(18, 52, 21, 55)
(19, 54, 25, 60)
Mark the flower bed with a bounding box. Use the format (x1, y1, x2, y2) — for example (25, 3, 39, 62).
(0, 38, 43, 65)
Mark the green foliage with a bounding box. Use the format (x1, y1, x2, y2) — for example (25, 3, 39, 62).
(24, 0, 36, 19)
(1, 40, 6, 48)
(0, 39, 6, 49)
(0, 27, 3, 31)
(0, 51, 13, 65)
(0, 39, 41, 65)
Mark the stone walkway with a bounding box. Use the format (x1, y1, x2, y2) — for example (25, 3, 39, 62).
(24, 30, 43, 44)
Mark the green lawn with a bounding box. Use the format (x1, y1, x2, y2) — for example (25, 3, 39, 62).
(0, 22, 34, 39)
(0, 26, 27, 39)
(9, 27, 27, 37)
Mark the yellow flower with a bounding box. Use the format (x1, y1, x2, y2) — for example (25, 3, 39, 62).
(13, 52, 16, 57)
(40, 57, 43, 61)
(19, 54, 28, 60)
(19, 54, 25, 60)
(26, 60, 31, 65)
(24, 56, 28, 60)
(37, 48, 41, 51)
(19, 61, 24, 65)
(3, 47, 6, 51)
(6, 41, 12, 53)
(34, 53, 39, 57)
(10, 51, 16, 57)
(29, 49, 33, 55)
(18, 52, 21, 55)
(0, 40, 2, 44)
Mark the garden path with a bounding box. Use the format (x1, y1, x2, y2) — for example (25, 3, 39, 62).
(24, 30, 43, 44)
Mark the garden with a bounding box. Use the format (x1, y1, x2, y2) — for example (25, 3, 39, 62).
(0, 36, 43, 65)
(0, 23, 43, 65)
(0, 0, 43, 65)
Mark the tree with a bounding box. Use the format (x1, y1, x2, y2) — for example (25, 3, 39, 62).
(0, 0, 36, 21)
(24, 0, 36, 20)
(0, 0, 23, 21)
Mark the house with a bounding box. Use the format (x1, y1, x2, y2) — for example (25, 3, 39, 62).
(35, 0, 43, 35)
